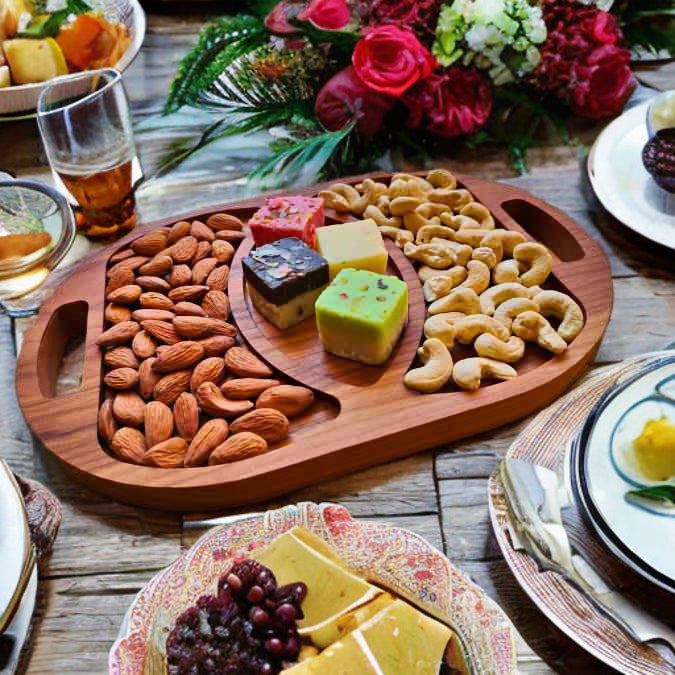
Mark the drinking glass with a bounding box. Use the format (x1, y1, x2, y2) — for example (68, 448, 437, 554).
(36, 68, 142, 240)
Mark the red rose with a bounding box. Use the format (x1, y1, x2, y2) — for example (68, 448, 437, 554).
(265, 1, 303, 34)
(402, 67, 492, 138)
(352, 26, 436, 97)
(369, 0, 441, 44)
(298, 0, 350, 30)
(315, 66, 395, 136)
(592, 12, 620, 45)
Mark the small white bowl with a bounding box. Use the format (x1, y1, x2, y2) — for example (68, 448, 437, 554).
(646, 89, 675, 138)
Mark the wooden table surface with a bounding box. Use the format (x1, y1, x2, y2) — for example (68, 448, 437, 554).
(2, 5, 675, 674)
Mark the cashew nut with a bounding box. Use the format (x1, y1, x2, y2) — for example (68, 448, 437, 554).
(472, 246, 498, 269)
(440, 241, 472, 266)
(422, 266, 468, 302)
(512, 311, 567, 354)
(427, 168, 457, 189)
(459, 260, 491, 294)
(513, 242, 553, 287)
(453, 315, 510, 344)
(428, 188, 473, 210)
(416, 224, 456, 244)
(423, 315, 457, 348)
(404, 338, 453, 393)
(319, 183, 367, 214)
(479, 282, 531, 315)
(375, 194, 391, 212)
(403, 211, 441, 236)
(404, 241, 456, 269)
(388, 178, 430, 200)
(452, 357, 517, 391)
(417, 202, 450, 219)
(534, 290, 584, 342)
(440, 213, 480, 230)
(492, 259, 522, 284)
(428, 287, 481, 315)
(364, 204, 401, 228)
(478, 231, 505, 262)
(454, 229, 491, 247)
(418, 265, 458, 284)
(379, 226, 413, 249)
(390, 196, 424, 216)
(493, 297, 539, 330)
(474, 334, 526, 363)
(483, 230, 527, 256)
(460, 202, 495, 229)
(391, 174, 434, 194)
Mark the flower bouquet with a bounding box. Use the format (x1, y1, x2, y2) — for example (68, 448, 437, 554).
(159, 0, 674, 187)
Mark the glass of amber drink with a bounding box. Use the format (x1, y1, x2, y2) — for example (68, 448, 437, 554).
(36, 68, 142, 240)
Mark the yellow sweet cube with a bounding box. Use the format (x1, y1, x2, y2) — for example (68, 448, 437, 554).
(316, 218, 388, 280)
(3, 38, 68, 85)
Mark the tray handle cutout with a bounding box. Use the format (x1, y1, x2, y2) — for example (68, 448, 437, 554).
(501, 198, 585, 262)
(36, 300, 88, 399)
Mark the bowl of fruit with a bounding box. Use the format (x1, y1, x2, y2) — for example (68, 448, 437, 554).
(0, 0, 145, 115)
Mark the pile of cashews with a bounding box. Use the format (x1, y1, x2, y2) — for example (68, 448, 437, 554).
(320, 169, 585, 394)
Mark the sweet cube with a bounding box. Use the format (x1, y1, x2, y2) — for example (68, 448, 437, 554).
(242, 237, 329, 330)
(315, 218, 388, 280)
(248, 196, 324, 248)
(315, 269, 408, 365)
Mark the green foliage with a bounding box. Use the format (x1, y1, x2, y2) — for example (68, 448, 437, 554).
(626, 485, 675, 508)
(20, 0, 91, 37)
(165, 15, 268, 114)
(613, 0, 675, 55)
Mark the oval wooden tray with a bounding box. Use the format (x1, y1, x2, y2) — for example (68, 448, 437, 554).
(15, 173, 613, 511)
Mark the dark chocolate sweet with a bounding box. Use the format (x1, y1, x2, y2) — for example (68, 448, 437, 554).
(643, 128, 675, 193)
(242, 237, 329, 306)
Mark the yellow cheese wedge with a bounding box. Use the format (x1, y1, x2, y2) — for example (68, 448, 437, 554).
(3, 38, 68, 84)
(286, 526, 350, 568)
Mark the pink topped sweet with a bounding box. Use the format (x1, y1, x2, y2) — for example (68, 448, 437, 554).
(248, 196, 324, 248)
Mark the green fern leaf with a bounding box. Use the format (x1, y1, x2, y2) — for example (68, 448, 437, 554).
(165, 15, 267, 114)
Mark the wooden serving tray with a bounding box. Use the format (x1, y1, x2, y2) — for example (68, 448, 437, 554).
(15, 173, 613, 511)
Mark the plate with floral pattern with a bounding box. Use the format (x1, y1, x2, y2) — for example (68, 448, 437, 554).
(109, 502, 517, 675)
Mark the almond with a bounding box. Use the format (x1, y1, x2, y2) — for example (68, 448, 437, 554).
(104, 367, 139, 390)
(225, 347, 273, 378)
(192, 240, 212, 264)
(173, 315, 236, 339)
(136, 275, 172, 293)
(195, 382, 254, 418)
(97, 399, 118, 444)
(107, 284, 142, 305)
(138, 357, 162, 399)
(221, 378, 280, 400)
(185, 418, 229, 467)
(112, 391, 146, 427)
(132, 330, 157, 359)
(142, 320, 181, 345)
(170, 235, 198, 263)
(109, 249, 136, 264)
(169, 264, 192, 288)
(153, 369, 191, 405)
(106, 266, 135, 294)
(140, 292, 175, 311)
(97, 321, 140, 347)
(138, 255, 173, 277)
(104, 347, 139, 370)
(214, 230, 245, 245)
(131, 229, 169, 256)
(211, 239, 236, 263)
(132, 309, 176, 323)
(174, 301, 206, 317)
(152, 341, 205, 373)
(192, 258, 218, 285)
(145, 437, 188, 468)
(105, 303, 131, 324)
(106, 255, 149, 279)
(168, 285, 209, 303)
(256, 384, 315, 418)
(208, 432, 267, 465)
(229, 408, 289, 443)
(190, 357, 225, 392)
(173, 392, 199, 440)
(207, 213, 244, 231)
(206, 265, 230, 291)
(111, 427, 146, 464)
(198, 335, 236, 357)
(168, 220, 191, 244)
(202, 290, 230, 320)
(190, 220, 216, 242)
(144, 400, 174, 448)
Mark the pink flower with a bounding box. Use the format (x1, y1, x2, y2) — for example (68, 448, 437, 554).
(298, 0, 351, 30)
(352, 26, 436, 97)
(264, 1, 303, 34)
(402, 67, 492, 138)
(315, 66, 395, 136)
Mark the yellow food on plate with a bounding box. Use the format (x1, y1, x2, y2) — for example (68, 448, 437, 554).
(0, 65, 9, 88)
(2, 37, 68, 84)
(0, 0, 28, 40)
(632, 417, 675, 481)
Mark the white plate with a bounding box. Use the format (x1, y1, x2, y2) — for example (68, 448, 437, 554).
(572, 356, 675, 592)
(0, 0, 146, 115)
(0, 459, 33, 633)
(587, 101, 675, 250)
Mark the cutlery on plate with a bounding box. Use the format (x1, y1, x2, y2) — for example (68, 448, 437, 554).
(500, 458, 675, 664)
(0, 563, 36, 675)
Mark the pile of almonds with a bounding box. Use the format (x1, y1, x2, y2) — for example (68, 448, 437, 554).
(96, 213, 315, 468)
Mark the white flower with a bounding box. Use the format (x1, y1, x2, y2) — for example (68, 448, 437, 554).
(46, 0, 68, 11)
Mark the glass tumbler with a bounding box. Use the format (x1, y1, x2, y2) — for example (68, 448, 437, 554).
(37, 68, 142, 240)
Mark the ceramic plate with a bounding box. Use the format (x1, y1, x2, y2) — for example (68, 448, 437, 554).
(572, 356, 675, 593)
(110, 502, 518, 675)
(0, 459, 33, 633)
(587, 101, 675, 250)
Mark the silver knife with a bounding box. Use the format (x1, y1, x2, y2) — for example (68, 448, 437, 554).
(500, 458, 675, 663)
(0, 563, 36, 675)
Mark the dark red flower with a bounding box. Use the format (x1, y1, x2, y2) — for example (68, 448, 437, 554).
(369, 0, 441, 44)
(315, 66, 395, 136)
(352, 26, 436, 97)
(402, 67, 492, 138)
